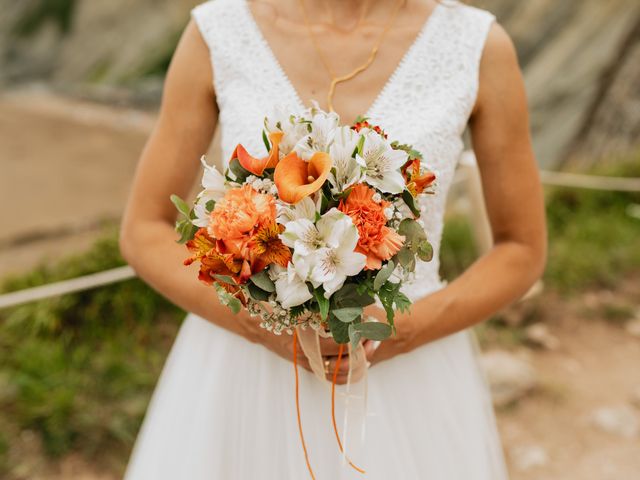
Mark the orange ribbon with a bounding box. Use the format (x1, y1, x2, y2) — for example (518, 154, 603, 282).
(292, 330, 366, 479)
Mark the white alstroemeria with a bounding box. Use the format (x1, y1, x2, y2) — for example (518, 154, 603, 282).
(276, 196, 318, 225)
(327, 126, 363, 194)
(356, 131, 408, 194)
(293, 110, 340, 160)
(271, 264, 313, 309)
(264, 106, 309, 157)
(193, 156, 226, 227)
(281, 208, 366, 298)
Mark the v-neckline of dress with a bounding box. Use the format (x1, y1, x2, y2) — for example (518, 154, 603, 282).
(241, 0, 444, 121)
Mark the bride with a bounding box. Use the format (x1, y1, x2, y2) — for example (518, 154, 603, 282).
(119, 0, 546, 478)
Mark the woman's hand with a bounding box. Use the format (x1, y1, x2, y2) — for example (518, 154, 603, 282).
(238, 311, 378, 385)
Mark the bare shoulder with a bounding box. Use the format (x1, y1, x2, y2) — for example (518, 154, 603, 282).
(472, 21, 526, 117)
(482, 21, 520, 72)
(168, 19, 212, 81)
(162, 19, 215, 107)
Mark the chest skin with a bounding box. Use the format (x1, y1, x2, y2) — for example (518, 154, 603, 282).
(246, 0, 438, 124)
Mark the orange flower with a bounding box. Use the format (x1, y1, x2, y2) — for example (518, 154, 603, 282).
(209, 185, 276, 240)
(247, 222, 292, 272)
(231, 131, 284, 176)
(184, 228, 243, 285)
(402, 159, 436, 196)
(338, 184, 405, 270)
(274, 151, 332, 204)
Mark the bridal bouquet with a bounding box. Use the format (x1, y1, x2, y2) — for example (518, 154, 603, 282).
(172, 104, 436, 348)
(172, 104, 436, 476)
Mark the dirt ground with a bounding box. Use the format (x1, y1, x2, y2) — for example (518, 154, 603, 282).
(1, 90, 639, 479)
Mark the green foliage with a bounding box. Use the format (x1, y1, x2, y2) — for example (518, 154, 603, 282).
(439, 215, 477, 281)
(13, 0, 77, 37)
(440, 157, 640, 292)
(544, 178, 640, 291)
(0, 232, 182, 466)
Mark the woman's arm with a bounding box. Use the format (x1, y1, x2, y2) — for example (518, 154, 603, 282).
(371, 23, 547, 363)
(120, 21, 333, 371)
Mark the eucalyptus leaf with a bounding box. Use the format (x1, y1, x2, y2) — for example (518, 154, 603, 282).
(374, 260, 395, 291)
(250, 270, 276, 292)
(229, 158, 250, 182)
(352, 322, 392, 341)
(248, 283, 270, 301)
(331, 283, 375, 309)
(214, 274, 237, 285)
(417, 240, 434, 262)
(348, 323, 362, 349)
(398, 218, 427, 245)
(396, 247, 416, 271)
(332, 307, 363, 323)
(327, 313, 350, 344)
(214, 283, 242, 314)
(175, 220, 197, 244)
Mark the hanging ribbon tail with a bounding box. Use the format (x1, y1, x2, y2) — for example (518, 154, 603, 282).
(296, 326, 369, 473)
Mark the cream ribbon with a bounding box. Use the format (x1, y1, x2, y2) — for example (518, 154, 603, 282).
(296, 325, 369, 465)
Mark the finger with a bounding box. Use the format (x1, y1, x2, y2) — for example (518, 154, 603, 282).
(317, 337, 342, 356)
(362, 339, 380, 363)
(325, 354, 352, 375)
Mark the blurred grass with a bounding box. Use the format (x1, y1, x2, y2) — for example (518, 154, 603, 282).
(0, 233, 183, 473)
(440, 156, 640, 291)
(0, 158, 639, 474)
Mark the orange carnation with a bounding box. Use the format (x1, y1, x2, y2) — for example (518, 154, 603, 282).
(209, 185, 276, 240)
(338, 184, 405, 270)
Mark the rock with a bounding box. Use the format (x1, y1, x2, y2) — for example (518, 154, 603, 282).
(509, 445, 550, 471)
(525, 323, 560, 350)
(589, 406, 640, 438)
(480, 350, 537, 407)
(625, 319, 640, 338)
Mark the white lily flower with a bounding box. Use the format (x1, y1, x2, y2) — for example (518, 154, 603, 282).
(281, 208, 366, 298)
(356, 131, 408, 194)
(327, 126, 363, 194)
(272, 263, 313, 309)
(264, 105, 308, 156)
(293, 110, 340, 160)
(276, 196, 318, 225)
(193, 156, 226, 227)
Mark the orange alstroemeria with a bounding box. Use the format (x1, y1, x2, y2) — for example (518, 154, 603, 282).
(274, 151, 332, 204)
(231, 131, 284, 176)
(184, 228, 243, 285)
(402, 158, 436, 196)
(247, 222, 292, 272)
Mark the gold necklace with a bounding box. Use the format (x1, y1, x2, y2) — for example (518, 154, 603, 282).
(297, 0, 405, 113)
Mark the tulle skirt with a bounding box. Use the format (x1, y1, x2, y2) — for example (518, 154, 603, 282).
(124, 313, 508, 479)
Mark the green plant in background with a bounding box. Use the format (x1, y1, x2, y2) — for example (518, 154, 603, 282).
(441, 157, 640, 292)
(0, 231, 183, 471)
(544, 157, 640, 291)
(13, 0, 77, 37)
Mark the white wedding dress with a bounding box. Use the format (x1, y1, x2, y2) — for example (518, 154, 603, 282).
(124, 0, 509, 478)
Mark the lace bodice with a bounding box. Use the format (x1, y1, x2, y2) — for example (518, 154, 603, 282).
(192, 0, 495, 301)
